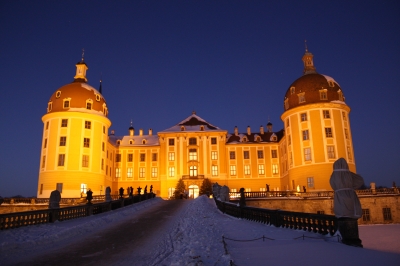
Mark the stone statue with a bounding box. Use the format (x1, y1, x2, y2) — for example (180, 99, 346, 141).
(137, 186, 142, 195)
(144, 185, 148, 194)
(239, 188, 246, 207)
(266, 184, 270, 192)
(129, 186, 133, 197)
(303, 186, 306, 193)
(212, 182, 221, 198)
(219, 185, 230, 202)
(86, 189, 93, 204)
(105, 186, 112, 202)
(49, 190, 61, 209)
(119, 187, 124, 198)
(150, 185, 153, 193)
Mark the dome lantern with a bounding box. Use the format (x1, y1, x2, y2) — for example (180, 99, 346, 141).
(302, 41, 317, 75)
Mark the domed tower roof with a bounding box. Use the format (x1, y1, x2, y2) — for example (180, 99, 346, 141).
(283, 47, 345, 112)
(46, 57, 108, 117)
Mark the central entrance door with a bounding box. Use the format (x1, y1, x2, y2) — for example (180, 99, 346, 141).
(188, 185, 199, 199)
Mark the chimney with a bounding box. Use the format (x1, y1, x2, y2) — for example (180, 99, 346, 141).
(260, 125, 264, 135)
(234, 126, 238, 136)
(110, 130, 115, 135)
(139, 129, 143, 136)
(247, 126, 251, 135)
(149, 128, 153, 136)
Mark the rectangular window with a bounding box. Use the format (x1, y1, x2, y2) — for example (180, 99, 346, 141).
(244, 165, 250, 175)
(189, 138, 197, 145)
(152, 167, 158, 178)
(320, 90, 327, 100)
(102, 142, 105, 151)
(103, 126, 105, 134)
(383, 208, 392, 221)
(101, 159, 104, 170)
(61, 119, 68, 127)
(230, 165, 236, 176)
(211, 151, 218, 160)
(257, 150, 264, 159)
(286, 119, 290, 127)
(82, 155, 89, 167)
(128, 153, 133, 162)
(301, 113, 307, 121)
(307, 177, 314, 188)
(56, 183, 63, 193)
(106, 165, 108, 175)
(323, 110, 330, 119)
(83, 138, 90, 148)
(211, 137, 217, 144)
(362, 209, 370, 222)
(127, 168, 133, 178)
(189, 149, 197, 161)
(298, 93, 305, 103)
(325, 128, 333, 138)
(44, 139, 47, 148)
(116, 154, 121, 162)
(46, 121, 49, 130)
(347, 147, 352, 159)
(272, 164, 278, 174)
(42, 155, 46, 168)
(212, 165, 218, 176)
(290, 152, 293, 166)
(169, 152, 175, 161)
(152, 153, 158, 161)
(80, 183, 87, 194)
(258, 164, 265, 175)
(230, 151, 236, 160)
(169, 167, 175, 177)
(85, 120, 91, 129)
(342, 112, 347, 121)
(139, 167, 145, 178)
(317, 211, 325, 215)
(302, 130, 309, 140)
(304, 148, 312, 161)
(344, 129, 349, 139)
(327, 146, 335, 159)
(86, 102, 92, 110)
(60, 136, 66, 146)
(58, 154, 65, 166)
(140, 153, 145, 162)
(115, 168, 121, 178)
(243, 151, 249, 159)
(169, 138, 175, 146)
(40, 184, 43, 195)
(271, 150, 277, 158)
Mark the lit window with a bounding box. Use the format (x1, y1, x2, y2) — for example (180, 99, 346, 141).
(298, 92, 305, 103)
(116, 154, 121, 162)
(211, 151, 218, 160)
(85, 121, 91, 129)
(127, 168, 133, 178)
(103, 126, 105, 134)
(302, 130, 309, 140)
(230, 165, 236, 176)
(63, 100, 70, 108)
(271, 150, 277, 158)
(243, 151, 249, 159)
(257, 150, 264, 159)
(116, 168, 121, 178)
(327, 146, 335, 159)
(258, 164, 265, 175)
(244, 165, 250, 175)
(95, 94, 101, 101)
(61, 119, 68, 127)
(189, 138, 197, 145)
(59, 136, 67, 146)
(307, 177, 314, 188)
(83, 138, 90, 148)
(169, 152, 175, 161)
(325, 128, 333, 138)
(169, 139, 175, 146)
(140, 153, 145, 162)
(323, 110, 330, 119)
(56, 91, 61, 98)
(304, 148, 312, 161)
(139, 168, 145, 178)
(152, 167, 158, 178)
(58, 154, 65, 166)
(189, 149, 197, 161)
(301, 113, 307, 121)
(169, 167, 175, 177)
(82, 155, 89, 167)
(319, 89, 327, 100)
(128, 154, 133, 162)
(152, 153, 157, 161)
(212, 165, 218, 176)
(80, 183, 87, 194)
(189, 165, 197, 177)
(211, 137, 217, 144)
(272, 164, 279, 174)
(230, 151, 236, 159)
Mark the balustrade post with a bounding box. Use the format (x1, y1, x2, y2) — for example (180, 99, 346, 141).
(87, 205, 93, 216)
(49, 209, 58, 223)
(30, 198, 35, 205)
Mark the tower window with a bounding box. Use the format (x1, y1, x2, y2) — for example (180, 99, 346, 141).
(63, 100, 70, 108)
(337, 90, 344, 101)
(56, 91, 61, 98)
(61, 119, 68, 127)
(59, 136, 67, 146)
(284, 99, 289, 110)
(298, 92, 306, 103)
(86, 102, 92, 110)
(325, 128, 333, 138)
(47, 102, 52, 112)
(302, 130, 309, 140)
(319, 89, 328, 100)
(301, 113, 307, 122)
(82, 155, 89, 167)
(327, 146, 335, 159)
(58, 154, 65, 166)
(83, 138, 90, 148)
(323, 110, 330, 119)
(85, 121, 91, 129)
(304, 148, 312, 161)
(95, 94, 101, 101)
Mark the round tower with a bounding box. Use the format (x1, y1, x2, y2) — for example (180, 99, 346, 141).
(281, 48, 355, 191)
(37, 57, 111, 198)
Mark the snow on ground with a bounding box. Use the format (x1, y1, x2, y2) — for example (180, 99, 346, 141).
(1, 196, 400, 266)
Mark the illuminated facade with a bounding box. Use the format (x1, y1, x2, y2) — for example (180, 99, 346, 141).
(37, 49, 356, 198)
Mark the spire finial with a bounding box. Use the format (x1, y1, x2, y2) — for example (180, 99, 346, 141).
(192, 110, 196, 115)
(130, 119, 133, 127)
(99, 73, 103, 94)
(304, 40, 308, 52)
(81, 48, 85, 62)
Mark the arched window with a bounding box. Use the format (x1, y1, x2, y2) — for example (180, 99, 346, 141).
(180, 126, 185, 131)
(142, 139, 147, 144)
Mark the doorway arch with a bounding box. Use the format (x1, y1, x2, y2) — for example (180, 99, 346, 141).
(188, 185, 199, 199)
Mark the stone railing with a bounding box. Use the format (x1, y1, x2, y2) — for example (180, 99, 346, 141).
(214, 198, 337, 236)
(0, 193, 156, 230)
(181, 175, 205, 180)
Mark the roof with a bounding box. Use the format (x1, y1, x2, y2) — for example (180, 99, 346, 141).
(161, 113, 225, 133)
(109, 135, 159, 147)
(226, 129, 284, 144)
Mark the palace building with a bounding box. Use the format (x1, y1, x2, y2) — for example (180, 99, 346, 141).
(37, 49, 356, 198)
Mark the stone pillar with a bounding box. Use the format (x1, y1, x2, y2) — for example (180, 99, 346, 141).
(370, 182, 376, 195)
(337, 218, 363, 247)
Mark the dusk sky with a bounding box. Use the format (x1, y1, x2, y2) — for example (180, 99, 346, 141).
(0, 1, 399, 197)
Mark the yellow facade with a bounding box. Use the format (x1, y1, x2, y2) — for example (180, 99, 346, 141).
(37, 50, 356, 198)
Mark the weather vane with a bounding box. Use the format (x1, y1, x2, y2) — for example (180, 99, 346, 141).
(82, 48, 85, 61)
(304, 40, 308, 52)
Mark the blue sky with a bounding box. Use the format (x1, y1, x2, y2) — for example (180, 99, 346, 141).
(0, 1, 399, 197)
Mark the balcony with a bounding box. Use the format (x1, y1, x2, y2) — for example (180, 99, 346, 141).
(182, 175, 205, 180)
